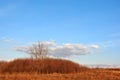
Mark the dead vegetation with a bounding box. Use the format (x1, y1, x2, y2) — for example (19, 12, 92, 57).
(0, 58, 120, 80)
(0, 69, 120, 80)
(0, 58, 87, 74)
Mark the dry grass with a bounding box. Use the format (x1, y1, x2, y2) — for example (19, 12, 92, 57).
(0, 59, 120, 80)
(0, 69, 120, 80)
(0, 58, 87, 74)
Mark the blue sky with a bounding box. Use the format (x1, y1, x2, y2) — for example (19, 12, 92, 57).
(0, 0, 120, 65)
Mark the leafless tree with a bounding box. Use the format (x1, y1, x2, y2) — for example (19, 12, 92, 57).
(27, 42, 48, 59)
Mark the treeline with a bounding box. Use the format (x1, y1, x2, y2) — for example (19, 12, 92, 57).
(0, 58, 88, 74)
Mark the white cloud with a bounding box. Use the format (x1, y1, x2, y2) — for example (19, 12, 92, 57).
(41, 41, 56, 46)
(49, 44, 90, 57)
(0, 37, 13, 43)
(90, 45, 99, 49)
(86, 64, 120, 68)
(98, 40, 120, 48)
(12, 41, 56, 52)
(12, 46, 29, 52)
(0, 57, 10, 62)
(12, 41, 99, 58)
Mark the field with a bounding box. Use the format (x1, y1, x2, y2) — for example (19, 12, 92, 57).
(0, 69, 120, 80)
(0, 59, 120, 80)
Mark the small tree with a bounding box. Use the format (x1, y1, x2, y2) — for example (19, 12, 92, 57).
(15, 41, 55, 59)
(27, 42, 48, 59)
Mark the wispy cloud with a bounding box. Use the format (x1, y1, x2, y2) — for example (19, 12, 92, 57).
(0, 37, 13, 43)
(12, 41, 56, 52)
(90, 45, 99, 49)
(98, 40, 120, 48)
(85, 64, 120, 68)
(12, 41, 99, 58)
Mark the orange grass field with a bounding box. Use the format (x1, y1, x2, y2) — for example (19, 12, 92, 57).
(0, 59, 120, 80)
(0, 69, 120, 80)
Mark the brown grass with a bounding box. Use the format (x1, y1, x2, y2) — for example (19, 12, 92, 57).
(0, 58, 88, 74)
(0, 58, 120, 80)
(0, 69, 120, 80)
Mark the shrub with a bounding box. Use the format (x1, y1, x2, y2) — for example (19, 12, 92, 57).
(0, 58, 88, 74)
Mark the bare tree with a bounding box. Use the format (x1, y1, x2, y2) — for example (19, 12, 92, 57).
(27, 42, 48, 59)
(14, 41, 56, 59)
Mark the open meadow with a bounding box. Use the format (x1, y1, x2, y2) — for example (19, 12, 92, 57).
(0, 59, 120, 80)
(0, 69, 120, 80)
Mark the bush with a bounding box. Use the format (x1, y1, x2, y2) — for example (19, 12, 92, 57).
(0, 58, 88, 74)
